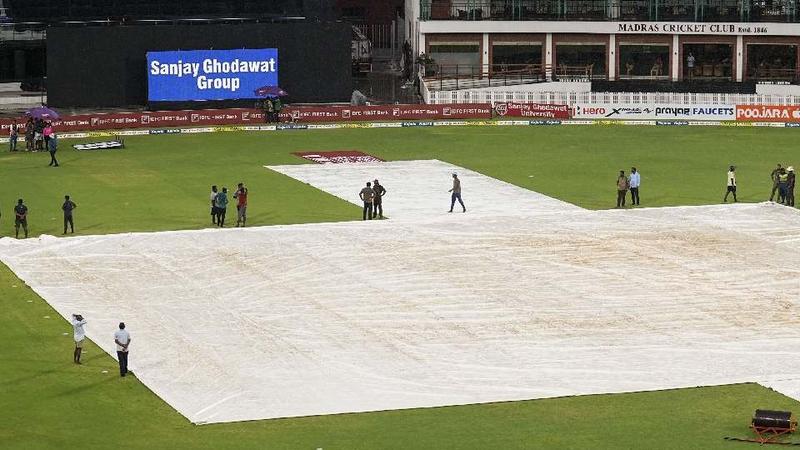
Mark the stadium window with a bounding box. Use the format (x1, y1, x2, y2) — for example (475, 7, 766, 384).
(428, 43, 481, 76)
(682, 43, 733, 80)
(555, 44, 606, 80)
(618, 45, 669, 79)
(491, 42, 543, 72)
(746, 44, 797, 81)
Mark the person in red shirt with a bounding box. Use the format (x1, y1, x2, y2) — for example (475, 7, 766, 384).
(234, 182, 248, 227)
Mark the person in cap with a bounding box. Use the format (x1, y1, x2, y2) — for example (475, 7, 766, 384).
(449, 173, 466, 213)
(777, 166, 789, 204)
(787, 166, 796, 207)
(724, 165, 737, 203)
(372, 179, 386, 219)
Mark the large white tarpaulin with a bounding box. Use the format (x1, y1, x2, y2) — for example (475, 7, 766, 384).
(1, 160, 799, 424)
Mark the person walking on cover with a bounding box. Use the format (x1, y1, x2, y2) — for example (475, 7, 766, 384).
(209, 185, 219, 225)
(62, 195, 77, 234)
(47, 132, 59, 167)
(372, 179, 386, 219)
(629, 167, 641, 206)
(724, 165, 737, 203)
(14, 198, 28, 238)
(359, 182, 374, 220)
(787, 166, 796, 207)
(114, 322, 131, 377)
(71, 314, 86, 364)
(616, 170, 629, 208)
(449, 173, 466, 213)
(234, 182, 248, 227)
(215, 187, 229, 227)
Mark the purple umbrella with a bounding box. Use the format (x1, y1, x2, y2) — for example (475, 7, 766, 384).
(26, 106, 60, 120)
(254, 86, 288, 98)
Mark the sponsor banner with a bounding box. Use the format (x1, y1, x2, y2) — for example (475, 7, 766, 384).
(656, 121, 690, 126)
(147, 48, 278, 101)
(494, 103, 571, 119)
(293, 151, 384, 164)
(73, 140, 124, 151)
(529, 120, 562, 125)
(282, 103, 491, 123)
(735, 105, 800, 122)
(573, 104, 735, 120)
(0, 104, 492, 134)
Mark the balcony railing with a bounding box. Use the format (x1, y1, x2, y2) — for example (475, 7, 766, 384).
(420, 0, 798, 22)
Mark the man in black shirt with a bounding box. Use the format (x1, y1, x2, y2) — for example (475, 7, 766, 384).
(62, 195, 77, 234)
(14, 199, 28, 238)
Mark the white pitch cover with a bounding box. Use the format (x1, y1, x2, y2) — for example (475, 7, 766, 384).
(1, 160, 799, 424)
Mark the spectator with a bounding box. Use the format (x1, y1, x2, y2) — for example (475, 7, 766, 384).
(616, 170, 628, 208)
(264, 99, 274, 123)
(687, 52, 696, 80)
(62, 195, 77, 234)
(9, 124, 18, 152)
(43, 122, 53, 150)
(724, 165, 737, 203)
(24, 117, 34, 151)
(273, 98, 283, 123)
(48, 132, 59, 167)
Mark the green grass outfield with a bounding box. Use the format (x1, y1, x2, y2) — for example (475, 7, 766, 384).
(1, 125, 799, 449)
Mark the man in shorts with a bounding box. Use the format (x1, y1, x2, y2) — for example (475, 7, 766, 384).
(234, 182, 248, 227)
(724, 165, 737, 203)
(71, 314, 87, 364)
(14, 198, 28, 238)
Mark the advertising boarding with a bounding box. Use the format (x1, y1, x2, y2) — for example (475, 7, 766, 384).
(147, 49, 278, 101)
(735, 105, 800, 122)
(573, 104, 735, 121)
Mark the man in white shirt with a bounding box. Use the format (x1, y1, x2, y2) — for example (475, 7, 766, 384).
(724, 165, 737, 203)
(114, 322, 131, 377)
(210, 185, 219, 225)
(71, 314, 86, 364)
(629, 167, 641, 206)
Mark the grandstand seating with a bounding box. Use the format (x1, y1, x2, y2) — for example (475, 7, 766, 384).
(5, 0, 306, 22)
